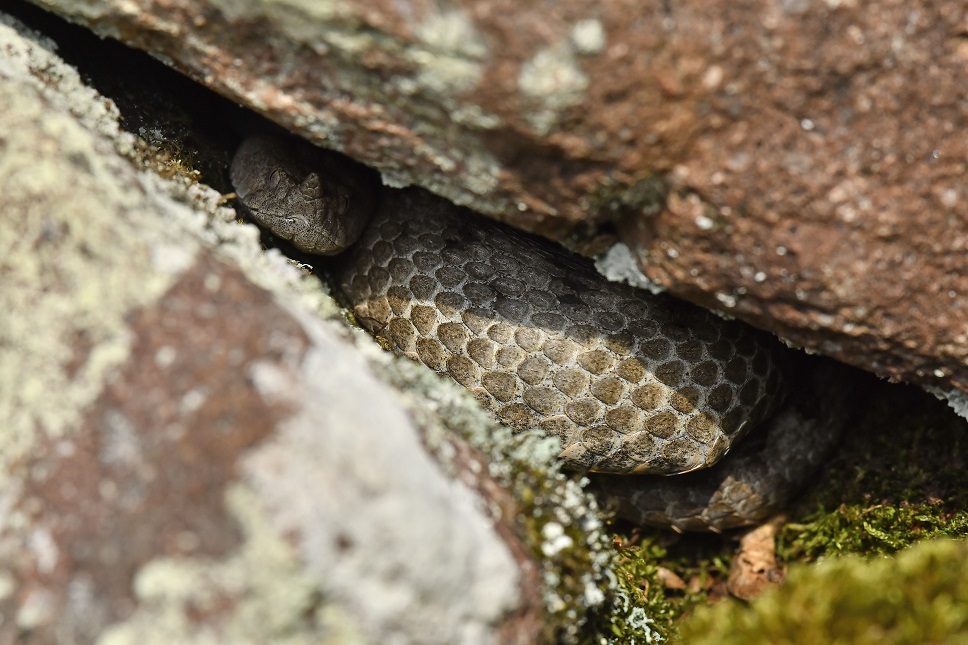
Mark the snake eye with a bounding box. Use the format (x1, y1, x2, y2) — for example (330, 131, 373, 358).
(333, 190, 351, 215)
(267, 168, 286, 190)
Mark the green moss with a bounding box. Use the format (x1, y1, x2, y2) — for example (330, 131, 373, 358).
(670, 378, 968, 642)
(593, 536, 686, 643)
(577, 529, 744, 643)
(680, 538, 968, 644)
(781, 502, 968, 562)
(779, 381, 968, 562)
(592, 376, 968, 642)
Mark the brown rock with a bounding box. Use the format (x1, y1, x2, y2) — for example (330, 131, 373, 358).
(24, 0, 968, 401)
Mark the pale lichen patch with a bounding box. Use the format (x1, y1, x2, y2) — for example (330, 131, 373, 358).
(410, 9, 488, 97)
(926, 386, 968, 421)
(518, 42, 589, 135)
(451, 104, 503, 130)
(0, 11, 332, 492)
(460, 149, 502, 196)
(209, 0, 347, 49)
(0, 15, 192, 480)
(595, 243, 667, 295)
(96, 486, 337, 645)
(394, 133, 503, 201)
(571, 19, 607, 55)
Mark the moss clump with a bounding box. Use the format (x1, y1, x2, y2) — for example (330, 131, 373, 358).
(581, 529, 741, 643)
(781, 501, 968, 562)
(674, 378, 968, 643)
(779, 381, 968, 562)
(680, 538, 968, 644)
(598, 375, 968, 641)
(588, 536, 678, 643)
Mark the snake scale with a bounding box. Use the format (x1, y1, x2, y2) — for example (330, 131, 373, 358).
(231, 135, 845, 532)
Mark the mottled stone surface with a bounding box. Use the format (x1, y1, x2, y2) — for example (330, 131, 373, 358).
(25, 0, 968, 404)
(1, 13, 616, 643)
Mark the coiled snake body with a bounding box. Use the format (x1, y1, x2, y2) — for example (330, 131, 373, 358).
(231, 135, 843, 532)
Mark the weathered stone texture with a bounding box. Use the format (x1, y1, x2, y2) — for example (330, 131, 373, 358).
(25, 0, 968, 401)
(1, 13, 581, 643)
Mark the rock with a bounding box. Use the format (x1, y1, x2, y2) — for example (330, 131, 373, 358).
(22, 0, 968, 402)
(0, 12, 615, 644)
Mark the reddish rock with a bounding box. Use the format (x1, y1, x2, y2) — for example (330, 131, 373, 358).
(26, 0, 968, 399)
(8, 258, 303, 638)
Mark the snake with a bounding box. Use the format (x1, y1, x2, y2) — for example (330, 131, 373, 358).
(230, 134, 846, 532)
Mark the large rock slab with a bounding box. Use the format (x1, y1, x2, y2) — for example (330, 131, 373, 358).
(0, 13, 614, 644)
(23, 0, 968, 402)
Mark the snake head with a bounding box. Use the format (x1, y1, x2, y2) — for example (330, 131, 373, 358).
(231, 135, 380, 255)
